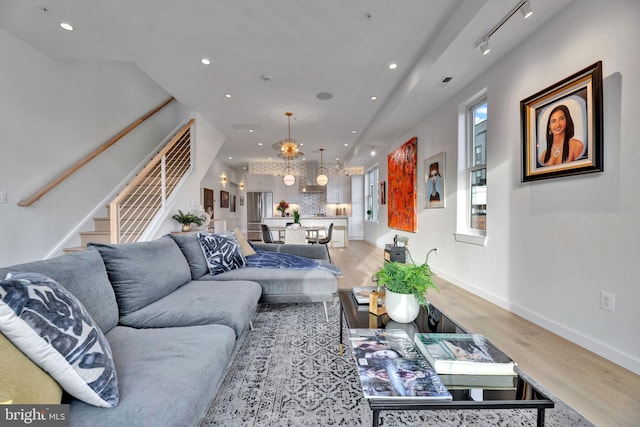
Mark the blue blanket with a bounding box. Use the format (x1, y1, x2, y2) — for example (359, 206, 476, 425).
(246, 248, 341, 276)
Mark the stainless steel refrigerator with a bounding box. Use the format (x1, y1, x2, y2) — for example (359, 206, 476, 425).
(246, 192, 273, 241)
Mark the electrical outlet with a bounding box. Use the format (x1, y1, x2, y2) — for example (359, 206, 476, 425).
(600, 291, 615, 312)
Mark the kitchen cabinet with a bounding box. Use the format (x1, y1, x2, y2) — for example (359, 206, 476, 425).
(273, 177, 299, 205)
(326, 175, 351, 203)
(246, 174, 274, 192)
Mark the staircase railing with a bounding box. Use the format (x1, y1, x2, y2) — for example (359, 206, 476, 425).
(18, 96, 175, 207)
(109, 118, 195, 243)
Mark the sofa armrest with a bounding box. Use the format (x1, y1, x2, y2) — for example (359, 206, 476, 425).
(253, 243, 330, 262)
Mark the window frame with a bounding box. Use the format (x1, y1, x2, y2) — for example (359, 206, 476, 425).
(455, 92, 488, 246)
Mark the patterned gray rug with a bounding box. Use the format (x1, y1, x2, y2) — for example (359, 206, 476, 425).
(202, 301, 593, 426)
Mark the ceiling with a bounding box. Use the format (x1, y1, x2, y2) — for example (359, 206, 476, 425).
(0, 0, 572, 171)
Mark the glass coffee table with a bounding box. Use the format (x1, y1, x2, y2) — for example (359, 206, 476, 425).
(338, 289, 554, 427)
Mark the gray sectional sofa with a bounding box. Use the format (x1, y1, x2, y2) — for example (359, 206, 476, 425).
(0, 232, 338, 426)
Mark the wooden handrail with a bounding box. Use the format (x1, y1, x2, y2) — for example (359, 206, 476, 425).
(18, 96, 175, 207)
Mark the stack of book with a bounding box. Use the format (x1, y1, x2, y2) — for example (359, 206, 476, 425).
(351, 286, 383, 311)
(413, 333, 517, 390)
(349, 329, 452, 402)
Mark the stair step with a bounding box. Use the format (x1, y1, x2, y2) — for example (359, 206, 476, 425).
(63, 246, 86, 253)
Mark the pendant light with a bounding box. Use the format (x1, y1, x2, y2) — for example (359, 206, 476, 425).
(316, 148, 328, 186)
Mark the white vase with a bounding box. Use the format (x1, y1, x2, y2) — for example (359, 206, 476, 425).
(384, 289, 420, 323)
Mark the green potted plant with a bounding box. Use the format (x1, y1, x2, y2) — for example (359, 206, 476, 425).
(292, 209, 300, 224)
(374, 261, 439, 323)
(366, 209, 373, 220)
(171, 210, 205, 232)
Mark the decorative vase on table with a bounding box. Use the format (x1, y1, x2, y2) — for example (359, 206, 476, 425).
(181, 224, 191, 232)
(384, 289, 420, 323)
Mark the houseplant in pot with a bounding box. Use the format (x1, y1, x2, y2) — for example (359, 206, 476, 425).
(374, 261, 438, 323)
(171, 210, 205, 232)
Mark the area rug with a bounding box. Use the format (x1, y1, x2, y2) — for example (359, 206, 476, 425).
(201, 301, 593, 426)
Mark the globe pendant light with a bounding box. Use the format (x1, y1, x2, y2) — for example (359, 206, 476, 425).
(316, 148, 329, 186)
(283, 156, 296, 186)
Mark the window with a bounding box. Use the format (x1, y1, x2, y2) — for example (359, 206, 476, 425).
(469, 99, 487, 233)
(365, 167, 379, 221)
(455, 94, 487, 245)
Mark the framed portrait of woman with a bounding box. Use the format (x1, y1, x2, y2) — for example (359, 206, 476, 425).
(425, 152, 445, 208)
(520, 61, 603, 181)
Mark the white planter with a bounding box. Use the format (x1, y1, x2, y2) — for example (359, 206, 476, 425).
(385, 289, 420, 323)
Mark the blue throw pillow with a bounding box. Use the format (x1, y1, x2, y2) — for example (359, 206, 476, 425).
(0, 272, 119, 407)
(197, 233, 246, 275)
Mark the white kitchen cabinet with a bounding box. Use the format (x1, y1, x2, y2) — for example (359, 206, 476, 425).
(246, 174, 274, 192)
(330, 225, 347, 248)
(326, 175, 351, 203)
(273, 177, 299, 205)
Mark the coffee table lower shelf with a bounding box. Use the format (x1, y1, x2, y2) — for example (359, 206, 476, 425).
(338, 289, 554, 427)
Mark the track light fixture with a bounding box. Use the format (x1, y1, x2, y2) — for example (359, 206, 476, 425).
(474, 0, 533, 55)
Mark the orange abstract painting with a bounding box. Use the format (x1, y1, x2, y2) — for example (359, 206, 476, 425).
(388, 137, 417, 232)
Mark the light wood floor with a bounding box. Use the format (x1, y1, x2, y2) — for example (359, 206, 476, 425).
(330, 241, 640, 427)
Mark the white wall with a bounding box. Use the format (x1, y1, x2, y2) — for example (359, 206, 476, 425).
(0, 28, 189, 265)
(364, 0, 640, 374)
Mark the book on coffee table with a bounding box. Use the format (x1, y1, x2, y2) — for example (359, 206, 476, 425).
(438, 373, 517, 390)
(351, 286, 381, 305)
(349, 328, 420, 359)
(349, 329, 452, 402)
(414, 333, 516, 376)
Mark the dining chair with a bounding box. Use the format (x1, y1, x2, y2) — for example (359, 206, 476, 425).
(310, 223, 333, 245)
(284, 228, 307, 244)
(261, 224, 284, 244)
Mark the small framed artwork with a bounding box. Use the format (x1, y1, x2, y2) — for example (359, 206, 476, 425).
(239, 195, 244, 206)
(521, 61, 603, 182)
(230, 195, 236, 213)
(425, 152, 445, 208)
(220, 190, 229, 208)
(380, 181, 386, 205)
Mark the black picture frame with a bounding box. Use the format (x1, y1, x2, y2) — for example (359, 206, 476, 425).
(520, 61, 603, 182)
(220, 190, 229, 208)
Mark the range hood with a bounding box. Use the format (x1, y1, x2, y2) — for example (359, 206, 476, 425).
(298, 161, 327, 193)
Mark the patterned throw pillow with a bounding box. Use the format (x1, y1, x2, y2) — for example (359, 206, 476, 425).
(0, 272, 119, 408)
(197, 233, 246, 275)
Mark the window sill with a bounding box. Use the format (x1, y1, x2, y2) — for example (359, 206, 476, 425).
(454, 233, 487, 246)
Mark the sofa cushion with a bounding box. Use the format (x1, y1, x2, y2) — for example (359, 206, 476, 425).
(197, 233, 246, 275)
(0, 331, 63, 404)
(69, 324, 236, 427)
(119, 280, 261, 338)
(0, 272, 119, 408)
(0, 247, 119, 334)
(166, 232, 210, 280)
(90, 238, 191, 317)
(202, 267, 337, 303)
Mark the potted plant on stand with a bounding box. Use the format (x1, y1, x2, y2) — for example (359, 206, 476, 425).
(171, 210, 205, 232)
(374, 261, 439, 323)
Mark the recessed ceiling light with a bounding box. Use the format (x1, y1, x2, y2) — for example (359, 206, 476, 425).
(228, 157, 233, 160)
(344, 143, 349, 147)
(258, 142, 263, 146)
(335, 157, 340, 161)
(370, 96, 378, 101)
(371, 150, 376, 156)
(60, 22, 74, 31)
(316, 92, 333, 100)
(248, 129, 253, 133)
(224, 94, 232, 98)
(201, 58, 211, 65)
(351, 130, 357, 134)
(388, 63, 398, 69)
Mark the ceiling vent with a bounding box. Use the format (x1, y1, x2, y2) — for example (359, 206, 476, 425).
(434, 76, 454, 89)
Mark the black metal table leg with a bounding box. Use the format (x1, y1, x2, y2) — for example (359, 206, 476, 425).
(537, 408, 545, 427)
(339, 297, 344, 355)
(372, 409, 380, 427)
